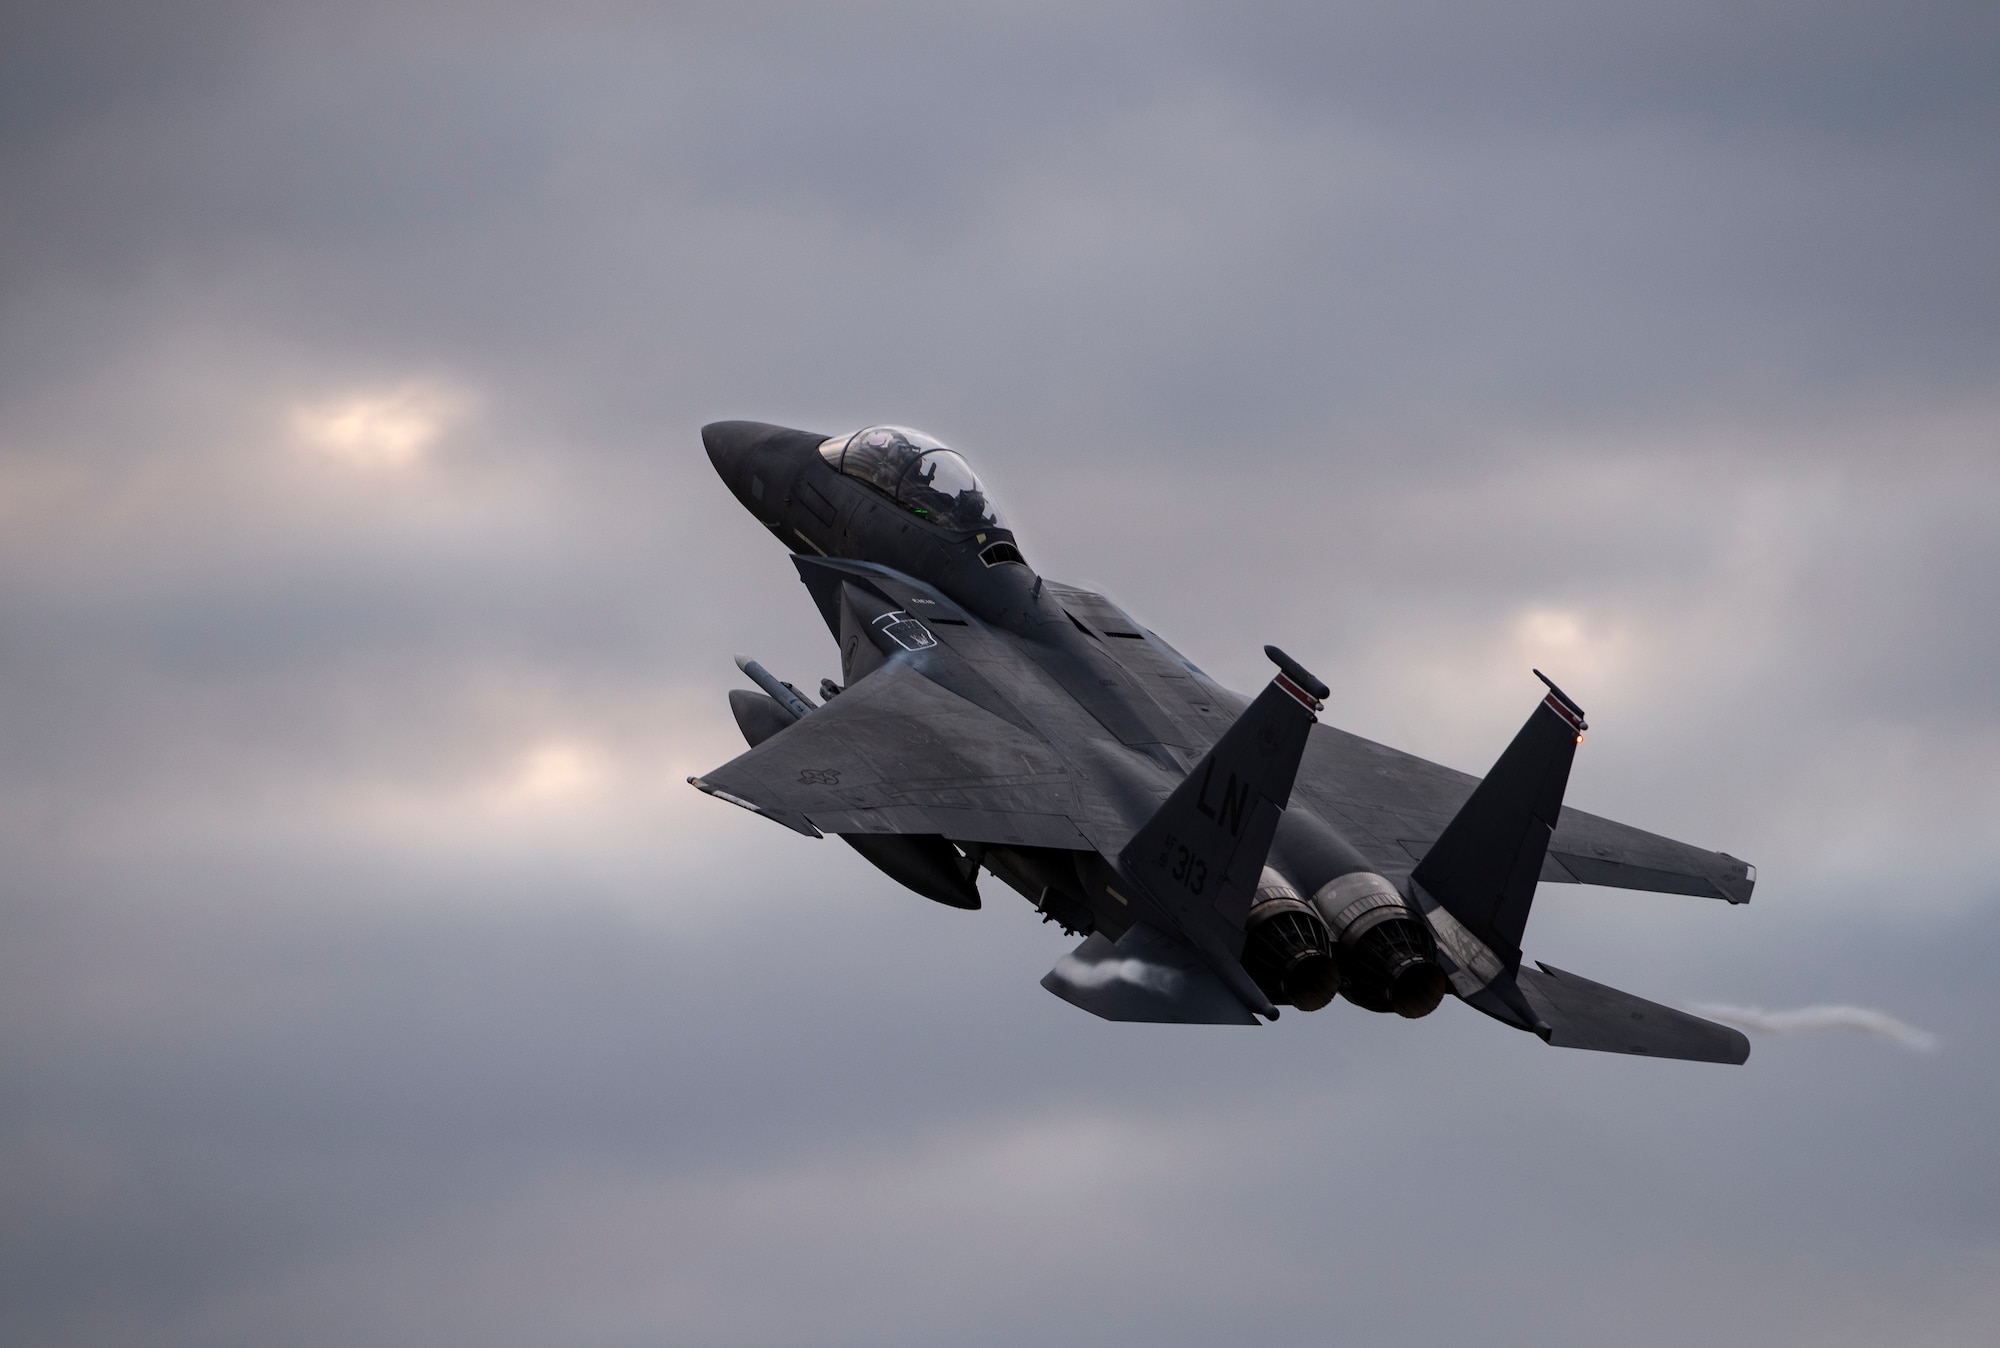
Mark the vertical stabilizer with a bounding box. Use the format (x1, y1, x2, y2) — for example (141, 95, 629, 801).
(1118, 647, 1327, 1018)
(1412, 672, 1585, 972)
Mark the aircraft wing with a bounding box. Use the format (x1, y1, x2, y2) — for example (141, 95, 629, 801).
(1294, 723, 1755, 904)
(1039, 580, 1753, 906)
(690, 658, 1093, 850)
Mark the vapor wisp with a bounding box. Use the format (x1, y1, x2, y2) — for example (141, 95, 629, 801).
(1689, 1003, 1940, 1053)
(1052, 954, 1184, 995)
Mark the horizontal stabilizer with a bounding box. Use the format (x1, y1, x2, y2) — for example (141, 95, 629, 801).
(1041, 923, 1260, 1025)
(1516, 962, 1750, 1064)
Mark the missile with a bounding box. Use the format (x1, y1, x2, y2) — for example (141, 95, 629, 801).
(735, 654, 817, 723)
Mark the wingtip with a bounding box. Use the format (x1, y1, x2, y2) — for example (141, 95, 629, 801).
(1708, 854, 1756, 904)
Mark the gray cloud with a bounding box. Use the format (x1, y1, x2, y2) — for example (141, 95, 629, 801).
(2, 2, 1997, 1344)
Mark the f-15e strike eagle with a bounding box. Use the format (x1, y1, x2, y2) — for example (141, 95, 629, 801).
(692, 421, 1755, 1063)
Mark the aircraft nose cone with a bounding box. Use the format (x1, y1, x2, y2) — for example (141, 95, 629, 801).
(700, 419, 830, 520)
(701, 420, 763, 479)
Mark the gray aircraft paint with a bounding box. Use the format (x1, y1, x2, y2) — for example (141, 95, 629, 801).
(695, 420, 1751, 1061)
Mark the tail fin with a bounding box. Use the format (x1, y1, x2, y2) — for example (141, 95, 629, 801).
(1411, 677, 1752, 1065)
(1412, 672, 1585, 970)
(1118, 646, 1327, 1018)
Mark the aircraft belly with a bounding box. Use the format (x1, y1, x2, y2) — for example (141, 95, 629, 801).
(806, 805, 1092, 850)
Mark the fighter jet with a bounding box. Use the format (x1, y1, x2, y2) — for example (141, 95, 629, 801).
(692, 421, 1755, 1063)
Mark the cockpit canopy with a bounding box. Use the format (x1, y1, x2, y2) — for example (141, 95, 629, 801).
(819, 425, 1004, 533)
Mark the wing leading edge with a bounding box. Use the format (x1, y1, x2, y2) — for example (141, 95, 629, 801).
(691, 657, 1092, 851)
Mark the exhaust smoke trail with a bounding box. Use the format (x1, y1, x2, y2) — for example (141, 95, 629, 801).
(1689, 1003, 1940, 1053)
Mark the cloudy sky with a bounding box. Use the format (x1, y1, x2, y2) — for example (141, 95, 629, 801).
(3, 3, 1997, 1344)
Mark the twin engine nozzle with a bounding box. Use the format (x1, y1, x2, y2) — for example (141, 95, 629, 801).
(1242, 867, 1449, 1018)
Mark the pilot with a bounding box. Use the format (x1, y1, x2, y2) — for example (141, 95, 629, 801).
(821, 425, 1001, 534)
